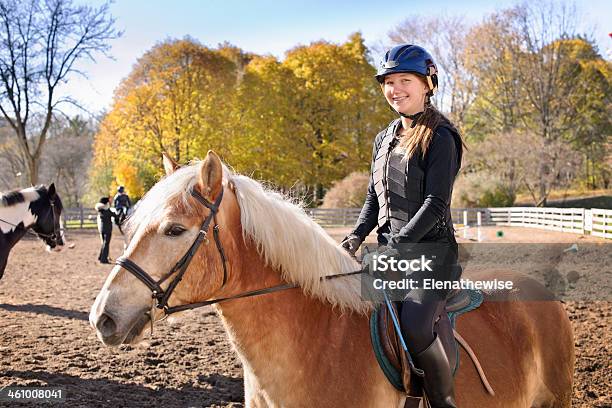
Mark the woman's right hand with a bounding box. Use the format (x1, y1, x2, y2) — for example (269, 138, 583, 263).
(340, 234, 363, 256)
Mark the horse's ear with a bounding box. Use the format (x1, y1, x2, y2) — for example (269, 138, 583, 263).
(197, 150, 223, 199)
(48, 183, 56, 197)
(162, 152, 179, 176)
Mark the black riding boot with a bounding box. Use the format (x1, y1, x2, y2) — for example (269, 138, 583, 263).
(413, 334, 457, 408)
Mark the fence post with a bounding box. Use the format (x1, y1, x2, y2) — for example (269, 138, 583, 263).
(79, 204, 84, 229)
(477, 211, 482, 242)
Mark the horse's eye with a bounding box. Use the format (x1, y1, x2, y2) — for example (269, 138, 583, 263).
(165, 225, 186, 237)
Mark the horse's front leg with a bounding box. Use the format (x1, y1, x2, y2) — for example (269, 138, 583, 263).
(0, 254, 7, 280)
(243, 373, 271, 408)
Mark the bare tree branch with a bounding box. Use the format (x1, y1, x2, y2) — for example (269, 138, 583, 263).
(0, 0, 120, 185)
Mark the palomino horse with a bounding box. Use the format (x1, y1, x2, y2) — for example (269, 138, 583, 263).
(0, 183, 64, 279)
(90, 152, 574, 407)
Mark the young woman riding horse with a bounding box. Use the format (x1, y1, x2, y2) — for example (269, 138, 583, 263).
(0, 183, 64, 279)
(90, 151, 573, 407)
(340, 44, 465, 407)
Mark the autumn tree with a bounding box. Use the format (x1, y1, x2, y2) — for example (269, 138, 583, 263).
(283, 33, 391, 200)
(463, 10, 523, 139)
(0, 0, 120, 185)
(226, 55, 307, 186)
(463, 1, 608, 205)
(89, 34, 419, 204)
(506, 2, 592, 205)
(115, 38, 237, 162)
(321, 171, 369, 208)
(561, 38, 611, 189)
(89, 38, 238, 199)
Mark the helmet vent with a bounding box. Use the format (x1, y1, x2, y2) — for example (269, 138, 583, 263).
(383, 60, 399, 69)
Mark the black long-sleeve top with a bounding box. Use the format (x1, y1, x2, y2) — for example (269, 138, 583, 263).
(114, 193, 131, 209)
(95, 203, 118, 234)
(353, 124, 461, 244)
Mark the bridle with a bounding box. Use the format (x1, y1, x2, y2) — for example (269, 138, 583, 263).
(116, 187, 229, 315)
(115, 185, 365, 318)
(44, 199, 62, 247)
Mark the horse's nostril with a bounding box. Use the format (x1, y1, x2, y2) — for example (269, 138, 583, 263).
(96, 313, 117, 337)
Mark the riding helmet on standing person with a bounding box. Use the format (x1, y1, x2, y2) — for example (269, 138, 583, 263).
(340, 44, 466, 407)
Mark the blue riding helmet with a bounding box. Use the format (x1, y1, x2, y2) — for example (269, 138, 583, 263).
(117, 186, 125, 193)
(376, 44, 438, 95)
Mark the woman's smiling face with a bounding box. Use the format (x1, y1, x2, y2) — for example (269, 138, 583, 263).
(382, 72, 429, 116)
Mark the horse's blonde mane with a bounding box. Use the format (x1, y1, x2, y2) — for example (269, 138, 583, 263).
(127, 162, 370, 315)
(230, 174, 369, 314)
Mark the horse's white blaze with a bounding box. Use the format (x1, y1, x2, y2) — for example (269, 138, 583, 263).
(0, 187, 41, 234)
(0, 202, 38, 233)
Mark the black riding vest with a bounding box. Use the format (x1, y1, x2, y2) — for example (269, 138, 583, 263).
(373, 119, 461, 237)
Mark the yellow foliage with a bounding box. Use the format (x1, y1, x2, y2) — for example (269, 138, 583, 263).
(89, 34, 394, 199)
(112, 163, 144, 198)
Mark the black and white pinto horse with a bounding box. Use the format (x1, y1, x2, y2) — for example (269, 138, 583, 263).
(0, 183, 64, 279)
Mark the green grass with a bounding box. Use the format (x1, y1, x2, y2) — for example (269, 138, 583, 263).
(65, 220, 97, 229)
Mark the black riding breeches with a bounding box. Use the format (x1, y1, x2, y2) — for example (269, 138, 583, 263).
(396, 239, 460, 355)
(98, 231, 112, 262)
(397, 300, 449, 355)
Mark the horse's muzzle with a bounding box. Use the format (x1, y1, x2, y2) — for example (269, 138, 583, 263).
(92, 309, 150, 347)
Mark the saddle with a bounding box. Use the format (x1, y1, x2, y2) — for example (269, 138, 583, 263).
(369, 288, 488, 403)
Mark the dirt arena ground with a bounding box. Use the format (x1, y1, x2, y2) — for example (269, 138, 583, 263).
(0, 227, 610, 407)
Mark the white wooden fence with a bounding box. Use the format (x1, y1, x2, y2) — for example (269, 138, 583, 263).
(487, 207, 586, 234)
(307, 207, 612, 239)
(307, 208, 362, 227)
(65, 205, 612, 239)
(589, 209, 612, 239)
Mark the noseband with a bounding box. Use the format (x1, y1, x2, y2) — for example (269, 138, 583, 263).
(116, 187, 229, 315)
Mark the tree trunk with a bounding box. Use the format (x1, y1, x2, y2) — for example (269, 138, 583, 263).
(26, 154, 39, 186)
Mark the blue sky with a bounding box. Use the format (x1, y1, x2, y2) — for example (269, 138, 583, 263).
(60, 0, 611, 116)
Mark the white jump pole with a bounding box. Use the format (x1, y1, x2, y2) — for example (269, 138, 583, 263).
(477, 211, 483, 242)
(463, 210, 469, 239)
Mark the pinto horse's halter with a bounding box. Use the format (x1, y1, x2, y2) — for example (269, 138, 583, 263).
(115, 187, 229, 315)
(45, 200, 62, 247)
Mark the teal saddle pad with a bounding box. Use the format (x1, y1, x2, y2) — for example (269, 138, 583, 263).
(369, 289, 484, 391)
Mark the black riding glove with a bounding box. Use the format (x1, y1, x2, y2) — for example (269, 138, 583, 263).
(340, 233, 363, 257)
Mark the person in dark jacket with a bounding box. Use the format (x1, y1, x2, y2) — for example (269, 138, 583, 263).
(95, 196, 117, 264)
(340, 44, 465, 408)
(113, 186, 131, 230)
